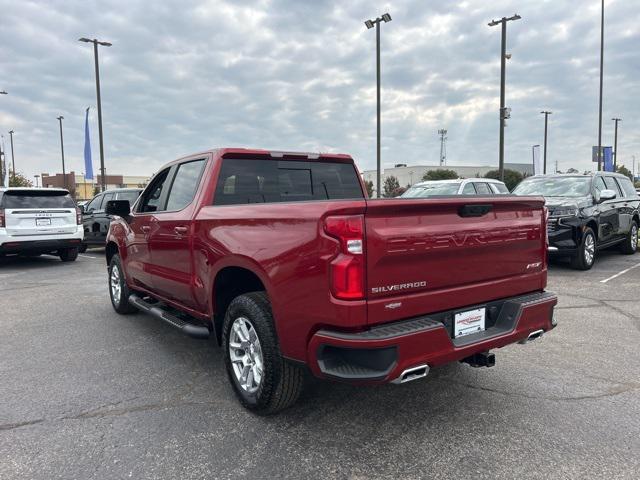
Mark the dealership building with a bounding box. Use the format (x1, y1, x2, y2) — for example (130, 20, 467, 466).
(361, 163, 533, 196)
(41, 172, 151, 200)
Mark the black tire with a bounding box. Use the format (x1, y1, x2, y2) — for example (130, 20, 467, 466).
(78, 243, 88, 253)
(571, 227, 596, 270)
(620, 220, 638, 255)
(59, 247, 79, 262)
(108, 254, 138, 314)
(222, 291, 303, 414)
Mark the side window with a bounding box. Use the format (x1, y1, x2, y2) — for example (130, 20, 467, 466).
(490, 183, 510, 194)
(165, 159, 206, 211)
(474, 182, 492, 194)
(116, 190, 142, 205)
(603, 176, 622, 197)
(138, 168, 171, 213)
(462, 183, 476, 194)
(85, 195, 103, 213)
(618, 177, 638, 197)
(101, 193, 115, 210)
(593, 176, 606, 195)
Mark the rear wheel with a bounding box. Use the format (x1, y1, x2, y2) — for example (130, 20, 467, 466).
(108, 254, 138, 314)
(571, 227, 596, 270)
(222, 292, 303, 414)
(620, 220, 638, 255)
(59, 247, 79, 262)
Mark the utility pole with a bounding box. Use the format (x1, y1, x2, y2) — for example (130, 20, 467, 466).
(597, 0, 605, 171)
(612, 117, 621, 170)
(79, 37, 112, 192)
(57, 116, 67, 189)
(438, 129, 447, 166)
(8, 130, 15, 184)
(488, 14, 521, 182)
(364, 13, 392, 198)
(541, 111, 552, 174)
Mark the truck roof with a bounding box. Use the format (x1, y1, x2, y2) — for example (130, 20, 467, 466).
(169, 148, 354, 166)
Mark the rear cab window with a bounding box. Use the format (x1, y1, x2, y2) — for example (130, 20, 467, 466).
(490, 183, 509, 194)
(213, 158, 363, 205)
(0, 190, 75, 209)
(474, 182, 492, 194)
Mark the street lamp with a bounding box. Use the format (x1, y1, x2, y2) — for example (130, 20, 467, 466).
(540, 111, 552, 174)
(596, 0, 604, 171)
(488, 14, 521, 181)
(364, 13, 392, 198)
(57, 116, 67, 189)
(611, 117, 621, 170)
(79, 37, 112, 192)
(8, 130, 15, 184)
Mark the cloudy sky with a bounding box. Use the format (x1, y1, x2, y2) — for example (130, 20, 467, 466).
(1, 0, 639, 182)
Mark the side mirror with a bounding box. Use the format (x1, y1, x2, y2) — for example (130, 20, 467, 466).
(105, 200, 131, 217)
(598, 189, 616, 202)
(77, 204, 85, 214)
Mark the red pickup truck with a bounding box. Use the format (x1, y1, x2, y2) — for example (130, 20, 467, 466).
(105, 148, 557, 414)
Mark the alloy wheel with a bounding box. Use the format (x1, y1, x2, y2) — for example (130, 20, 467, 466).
(228, 317, 264, 394)
(110, 266, 121, 306)
(584, 233, 595, 266)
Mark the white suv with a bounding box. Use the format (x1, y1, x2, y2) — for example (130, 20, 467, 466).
(402, 178, 510, 198)
(0, 188, 84, 261)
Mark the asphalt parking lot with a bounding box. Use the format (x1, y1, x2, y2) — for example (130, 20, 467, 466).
(1, 249, 639, 480)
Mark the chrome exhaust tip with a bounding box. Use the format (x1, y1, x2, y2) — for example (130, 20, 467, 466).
(519, 329, 544, 345)
(392, 364, 429, 384)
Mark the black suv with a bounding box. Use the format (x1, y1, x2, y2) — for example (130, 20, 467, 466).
(513, 173, 639, 269)
(79, 188, 142, 252)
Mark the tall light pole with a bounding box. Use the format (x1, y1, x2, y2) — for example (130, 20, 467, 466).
(0, 92, 6, 186)
(79, 37, 112, 192)
(56, 116, 67, 189)
(540, 111, 552, 174)
(8, 130, 15, 184)
(364, 13, 392, 198)
(438, 129, 448, 166)
(489, 14, 521, 182)
(612, 117, 621, 170)
(597, 0, 605, 171)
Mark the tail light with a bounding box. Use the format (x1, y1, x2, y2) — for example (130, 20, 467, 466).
(76, 207, 82, 225)
(542, 206, 549, 269)
(0, 209, 5, 228)
(324, 215, 365, 300)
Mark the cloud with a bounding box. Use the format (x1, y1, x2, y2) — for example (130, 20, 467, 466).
(0, 0, 638, 181)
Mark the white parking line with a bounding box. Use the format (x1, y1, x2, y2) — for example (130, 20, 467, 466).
(600, 262, 640, 284)
(79, 254, 98, 259)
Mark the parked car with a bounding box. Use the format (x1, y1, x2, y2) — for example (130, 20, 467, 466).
(0, 187, 83, 261)
(79, 188, 142, 252)
(401, 178, 509, 198)
(512, 173, 639, 270)
(105, 148, 557, 413)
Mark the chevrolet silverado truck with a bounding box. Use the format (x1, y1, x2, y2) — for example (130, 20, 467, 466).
(105, 148, 557, 414)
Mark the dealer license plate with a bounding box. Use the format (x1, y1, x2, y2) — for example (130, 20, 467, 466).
(36, 218, 51, 226)
(454, 308, 486, 338)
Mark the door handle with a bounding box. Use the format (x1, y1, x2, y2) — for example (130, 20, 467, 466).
(141, 225, 151, 233)
(174, 226, 188, 235)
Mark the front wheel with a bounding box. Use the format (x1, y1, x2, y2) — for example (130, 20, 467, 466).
(108, 254, 138, 314)
(571, 227, 596, 270)
(222, 292, 303, 414)
(59, 247, 78, 262)
(620, 220, 638, 255)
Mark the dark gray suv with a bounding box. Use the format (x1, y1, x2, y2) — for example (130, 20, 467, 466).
(513, 173, 639, 270)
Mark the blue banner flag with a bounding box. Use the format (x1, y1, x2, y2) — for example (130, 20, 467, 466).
(603, 146, 614, 172)
(84, 107, 94, 180)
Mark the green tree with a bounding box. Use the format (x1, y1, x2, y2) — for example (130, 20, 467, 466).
(484, 169, 523, 191)
(383, 176, 401, 198)
(8, 171, 34, 187)
(422, 169, 458, 181)
(364, 180, 374, 198)
(616, 164, 633, 180)
(566, 167, 579, 174)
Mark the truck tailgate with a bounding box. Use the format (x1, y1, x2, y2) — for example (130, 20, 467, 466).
(364, 196, 547, 326)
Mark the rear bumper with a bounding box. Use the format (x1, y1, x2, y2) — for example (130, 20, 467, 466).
(307, 291, 557, 383)
(0, 237, 83, 254)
